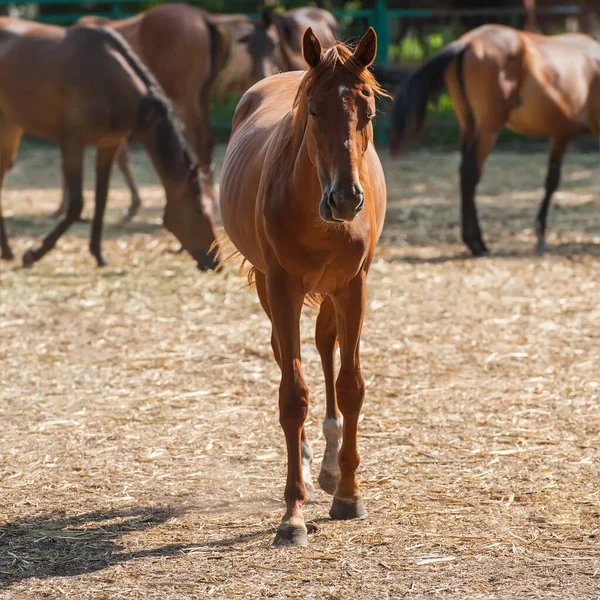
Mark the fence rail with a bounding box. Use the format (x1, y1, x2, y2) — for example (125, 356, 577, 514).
(0, 1, 590, 64)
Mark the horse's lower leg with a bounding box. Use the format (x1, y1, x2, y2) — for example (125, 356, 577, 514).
(90, 144, 119, 266)
(266, 268, 310, 547)
(117, 143, 142, 224)
(315, 296, 342, 495)
(51, 181, 69, 219)
(460, 128, 500, 256)
(23, 140, 83, 266)
(535, 138, 569, 254)
(257, 270, 315, 501)
(460, 138, 487, 256)
(329, 274, 368, 521)
(0, 121, 22, 260)
(0, 187, 12, 260)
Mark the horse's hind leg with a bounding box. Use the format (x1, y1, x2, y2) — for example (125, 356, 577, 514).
(117, 142, 142, 224)
(0, 120, 23, 261)
(460, 129, 499, 256)
(315, 296, 342, 496)
(90, 144, 120, 267)
(23, 138, 84, 266)
(535, 137, 569, 254)
(256, 270, 316, 502)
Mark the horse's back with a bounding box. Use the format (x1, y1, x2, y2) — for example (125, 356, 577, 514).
(220, 71, 304, 269)
(0, 21, 144, 139)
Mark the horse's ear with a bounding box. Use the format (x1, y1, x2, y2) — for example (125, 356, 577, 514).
(261, 8, 273, 29)
(302, 27, 322, 68)
(354, 27, 377, 68)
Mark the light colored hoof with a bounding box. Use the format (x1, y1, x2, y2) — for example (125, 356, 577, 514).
(317, 468, 339, 496)
(272, 523, 309, 547)
(329, 496, 368, 521)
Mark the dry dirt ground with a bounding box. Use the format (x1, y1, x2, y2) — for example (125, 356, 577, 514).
(1, 142, 600, 599)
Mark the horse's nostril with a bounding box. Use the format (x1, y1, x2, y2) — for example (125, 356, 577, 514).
(327, 191, 337, 209)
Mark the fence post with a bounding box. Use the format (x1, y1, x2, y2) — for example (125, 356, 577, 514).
(372, 0, 390, 65)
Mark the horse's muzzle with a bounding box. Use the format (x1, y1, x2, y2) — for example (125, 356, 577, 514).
(319, 186, 365, 223)
(195, 247, 220, 272)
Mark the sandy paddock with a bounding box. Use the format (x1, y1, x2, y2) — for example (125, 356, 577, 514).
(1, 142, 599, 599)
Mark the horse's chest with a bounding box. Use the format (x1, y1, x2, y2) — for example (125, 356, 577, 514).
(271, 223, 369, 293)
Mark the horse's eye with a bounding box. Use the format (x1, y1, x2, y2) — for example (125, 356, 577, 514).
(309, 108, 319, 118)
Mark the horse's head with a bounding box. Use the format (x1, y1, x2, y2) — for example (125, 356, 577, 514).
(238, 11, 282, 81)
(162, 157, 219, 272)
(301, 27, 380, 223)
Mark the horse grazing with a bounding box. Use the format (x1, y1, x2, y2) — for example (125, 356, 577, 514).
(390, 24, 600, 256)
(219, 28, 387, 546)
(0, 19, 219, 269)
(52, 4, 230, 222)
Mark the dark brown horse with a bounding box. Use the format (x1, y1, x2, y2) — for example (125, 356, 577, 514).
(0, 18, 219, 269)
(390, 24, 600, 256)
(52, 4, 230, 222)
(219, 28, 387, 546)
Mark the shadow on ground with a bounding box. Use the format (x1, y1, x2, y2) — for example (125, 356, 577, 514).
(0, 506, 275, 589)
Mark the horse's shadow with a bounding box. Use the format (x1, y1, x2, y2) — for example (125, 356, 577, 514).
(5, 211, 163, 241)
(0, 506, 272, 589)
(384, 241, 600, 265)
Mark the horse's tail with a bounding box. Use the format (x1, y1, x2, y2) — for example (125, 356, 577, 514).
(389, 39, 470, 155)
(206, 19, 231, 82)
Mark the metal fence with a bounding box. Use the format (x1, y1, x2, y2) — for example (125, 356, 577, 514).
(1, 1, 593, 65)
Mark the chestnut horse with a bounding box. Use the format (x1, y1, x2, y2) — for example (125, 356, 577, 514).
(219, 28, 387, 546)
(390, 24, 600, 256)
(53, 4, 230, 222)
(0, 19, 219, 269)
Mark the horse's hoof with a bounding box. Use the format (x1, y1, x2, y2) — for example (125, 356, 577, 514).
(272, 523, 309, 548)
(467, 242, 489, 257)
(330, 496, 368, 521)
(120, 209, 138, 225)
(95, 255, 109, 267)
(1, 249, 14, 261)
(22, 249, 36, 267)
(317, 468, 339, 496)
(535, 241, 548, 255)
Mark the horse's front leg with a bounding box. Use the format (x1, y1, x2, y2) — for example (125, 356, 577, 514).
(330, 272, 369, 521)
(266, 267, 310, 547)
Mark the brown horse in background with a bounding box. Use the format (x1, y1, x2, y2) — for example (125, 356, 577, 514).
(390, 24, 600, 256)
(267, 7, 340, 71)
(51, 4, 230, 222)
(0, 18, 219, 269)
(213, 7, 340, 99)
(219, 28, 387, 546)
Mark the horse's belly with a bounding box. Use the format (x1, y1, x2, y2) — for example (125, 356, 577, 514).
(506, 68, 590, 137)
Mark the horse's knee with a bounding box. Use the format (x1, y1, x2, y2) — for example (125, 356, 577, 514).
(335, 370, 365, 416)
(278, 378, 309, 428)
(460, 154, 480, 189)
(66, 197, 83, 221)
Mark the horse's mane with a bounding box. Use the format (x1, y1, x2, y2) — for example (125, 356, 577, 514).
(79, 25, 199, 175)
(274, 41, 388, 180)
